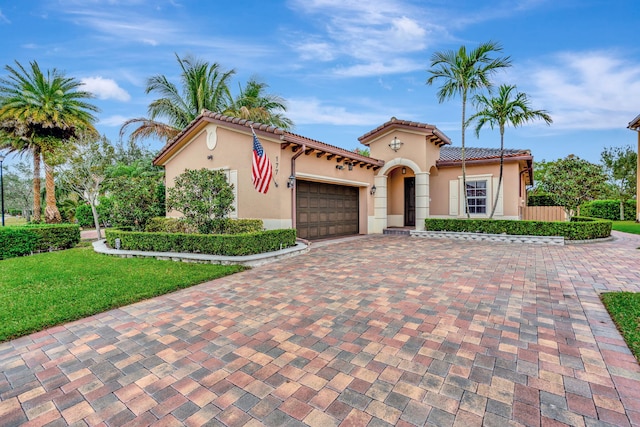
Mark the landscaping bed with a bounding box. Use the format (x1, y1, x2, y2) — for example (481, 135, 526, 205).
(424, 216, 611, 240)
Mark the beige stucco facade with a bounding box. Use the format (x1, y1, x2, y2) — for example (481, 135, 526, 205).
(154, 113, 534, 239)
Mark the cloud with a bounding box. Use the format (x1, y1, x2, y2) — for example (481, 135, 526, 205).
(0, 9, 10, 24)
(98, 114, 129, 127)
(288, 0, 443, 77)
(517, 51, 640, 130)
(287, 97, 397, 126)
(81, 77, 131, 101)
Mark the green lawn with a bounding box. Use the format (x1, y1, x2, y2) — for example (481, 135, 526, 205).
(612, 221, 640, 235)
(0, 246, 245, 341)
(601, 292, 640, 362)
(4, 216, 27, 226)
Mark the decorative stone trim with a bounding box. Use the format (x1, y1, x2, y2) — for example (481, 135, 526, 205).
(93, 239, 309, 267)
(410, 230, 565, 245)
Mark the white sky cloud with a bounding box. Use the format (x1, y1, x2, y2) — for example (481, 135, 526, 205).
(287, 97, 392, 126)
(81, 77, 131, 102)
(0, 9, 9, 24)
(519, 51, 640, 130)
(98, 114, 129, 127)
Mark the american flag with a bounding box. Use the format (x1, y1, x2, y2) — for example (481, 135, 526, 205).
(251, 128, 273, 194)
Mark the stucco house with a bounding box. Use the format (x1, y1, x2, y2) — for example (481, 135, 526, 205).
(628, 114, 640, 222)
(153, 112, 533, 240)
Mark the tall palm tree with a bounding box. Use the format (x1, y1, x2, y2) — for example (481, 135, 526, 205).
(468, 84, 552, 218)
(120, 54, 236, 143)
(0, 60, 99, 223)
(427, 41, 511, 218)
(225, 78, 293, 130)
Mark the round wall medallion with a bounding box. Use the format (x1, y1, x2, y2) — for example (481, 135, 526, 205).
(206, 126, 217, 150)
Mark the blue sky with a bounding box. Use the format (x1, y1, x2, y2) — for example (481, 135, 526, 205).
(1, 0, 639, 167)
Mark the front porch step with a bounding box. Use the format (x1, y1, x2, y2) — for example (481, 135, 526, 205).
(383, 228, 412, 236)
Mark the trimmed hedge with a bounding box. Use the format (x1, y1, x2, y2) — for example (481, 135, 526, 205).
(424, 217, 611, 240)
(580, 200, 636, 221)
(145, 217, 264, 235)
(0, 224, 81, 260)
(105, 228, 296, 256)
(75, 204, 94, 227)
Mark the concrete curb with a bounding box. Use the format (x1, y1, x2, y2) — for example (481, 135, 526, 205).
(92, 239, 309, 267)
(410, 230, 565, 245)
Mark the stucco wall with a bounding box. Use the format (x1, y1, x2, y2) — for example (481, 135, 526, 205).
(430, 162, 524, 218)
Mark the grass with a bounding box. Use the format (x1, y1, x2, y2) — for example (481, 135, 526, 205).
(612, 220, 640, 235)
(0, 246, 245, 342)
(601, 292, 640, 362)
(4, 216, 27, 226)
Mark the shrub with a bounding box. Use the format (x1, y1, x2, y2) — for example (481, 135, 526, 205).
(424, 217, 611, 240)
(145, 217, 264, 235)
(167, 169, 235, 234)
(8, 209, 22, 216)
(0, 224, 80, 260)
(75, 204, 94, 227)
(105, 228, 296, 256)
(527, 194, 557, 206)
(0, 228, 39, 259)
(580, 200, 636, 221)
(110, 176, 165, 231)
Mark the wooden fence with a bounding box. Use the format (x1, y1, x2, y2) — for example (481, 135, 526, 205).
(521, 206, 566, 222)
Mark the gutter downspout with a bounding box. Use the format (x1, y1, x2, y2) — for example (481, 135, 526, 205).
(290, 144, 306, 230)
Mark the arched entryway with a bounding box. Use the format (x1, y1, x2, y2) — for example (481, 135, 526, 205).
(371, 159, 429, 233)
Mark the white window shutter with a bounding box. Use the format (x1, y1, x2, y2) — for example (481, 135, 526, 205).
(449, 180, 458, 216)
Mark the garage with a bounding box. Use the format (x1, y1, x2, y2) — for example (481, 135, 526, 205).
(296, 180, 359, 240)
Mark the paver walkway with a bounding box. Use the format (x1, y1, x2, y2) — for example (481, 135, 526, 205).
(1, 232, 640, 426)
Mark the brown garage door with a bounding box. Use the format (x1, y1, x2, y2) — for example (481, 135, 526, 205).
(296, 180, 359, 240)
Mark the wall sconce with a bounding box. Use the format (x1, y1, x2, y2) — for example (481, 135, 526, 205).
(336, 164, 344, 170)
(207, 155, 213, 160)
(347, 162, 353, 171)
(370, 185, 377, 195)
(402, 167, 406, 174)
(287, 175, 295, 188)
(389, 136, 403, 152)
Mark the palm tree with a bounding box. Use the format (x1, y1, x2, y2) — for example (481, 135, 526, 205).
(0, 60, 99, 223)
(225, 78, 293, 130)
(427, 41, 511, 218)
(120, 54, 236, 144)
(468, 84, 552, 218)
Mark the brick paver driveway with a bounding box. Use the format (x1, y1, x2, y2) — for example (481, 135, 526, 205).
(1, 233, 640, 426)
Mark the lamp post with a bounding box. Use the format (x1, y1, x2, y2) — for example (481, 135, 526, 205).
(0, 153, 5, 226)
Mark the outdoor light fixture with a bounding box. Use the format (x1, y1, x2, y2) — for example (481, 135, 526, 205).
(389, 136, 403, 152)
(0, 153, 5, 227)
(347, 162, 353, 171)
(287, 175, 295, 188)
(370, 185, 377, 195)
(402, 167, 406, 174)
(207, 155, 213, 160)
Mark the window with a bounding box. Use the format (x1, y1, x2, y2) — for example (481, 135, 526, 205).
(466, 180, 487, 214)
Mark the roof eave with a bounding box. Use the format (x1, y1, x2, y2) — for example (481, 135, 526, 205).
(436, 154, 533, 168)
(628, 114, 640, 131)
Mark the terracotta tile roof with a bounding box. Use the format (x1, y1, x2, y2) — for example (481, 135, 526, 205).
(438, 146, 531, 162)
(357, 117, 451, 146)
(153, 110, 384, 168)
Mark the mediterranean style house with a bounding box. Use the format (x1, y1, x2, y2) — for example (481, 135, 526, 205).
(628, 114, 640, 222)
(153, 111, 533, 240)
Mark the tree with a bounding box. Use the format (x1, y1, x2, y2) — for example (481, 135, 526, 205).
(224, 77, 293, 130)
(109, 175, 165, 231)
(601, 145, 637, 220)
(427, 41, 511, 217)
(120, 54, 236, 144)
(3, 161, 33, 220)
(0, 60, 99, 223)
(538, 155, 607, 218)
(167, 169, 234, 234)
(468, 84, 552, 218)
(59, 134, 115, 237)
